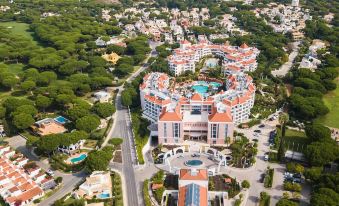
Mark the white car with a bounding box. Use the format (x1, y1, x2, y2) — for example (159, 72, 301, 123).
(46, 169, 54, 176)
(264, 154, 269, 161)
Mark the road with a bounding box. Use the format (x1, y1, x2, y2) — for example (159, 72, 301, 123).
(6, 136, 87, 206)
(272, 41, 300, 77)
(106, 40, 162, 206)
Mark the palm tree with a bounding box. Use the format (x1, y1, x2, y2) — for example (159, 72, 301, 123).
(278, 112, 289, 137)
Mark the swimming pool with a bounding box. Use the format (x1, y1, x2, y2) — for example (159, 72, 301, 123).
(192, 81, 222, 95)
(185, 159, 203, 167)
(70, 154, 87, 164)
(192, 85, 208, 94)
(54, 116, 69, 124)
(98, 192, 110, 199)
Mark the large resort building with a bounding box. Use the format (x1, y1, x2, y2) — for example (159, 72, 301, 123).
(140, 40, 258, 146)
(168, 40, 259, 76)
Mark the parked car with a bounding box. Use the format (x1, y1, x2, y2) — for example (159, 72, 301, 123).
(260, 173, 266, 183)
(264, 154, 269, 161)
(46, 169, 54, 177)
(259, 124, 265, 128)
(191, 153, 200, 158)
(254, 130, 261, 133)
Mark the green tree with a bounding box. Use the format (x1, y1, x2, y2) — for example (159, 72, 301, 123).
(75, 115, 100, 133)
(0, 106, 6, 119)
(35, 95, 52, 112)
(276, 198, 298, 206)
(66, 106, 90, 121)
(305, 123, 331, 142)
(13, 105, 38, 117)
(13, 113, 35, 130)
(305, 141, 339, 166)
(21, 80, 36, 92)
(2, 76, 19, 90)
(121, 90, 132, 107)
(310, 188, 339, 206)
(92, 103, 115, 118)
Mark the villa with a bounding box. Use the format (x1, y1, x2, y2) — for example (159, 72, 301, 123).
(101, 52, 121, 65)
(31, 117, 67, 136)
(93, 91, 112, 103)
(167, 40, 259, 76)
(75, 171, 112, 200)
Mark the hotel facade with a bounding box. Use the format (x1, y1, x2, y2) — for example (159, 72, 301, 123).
(140, 40, 258, 146)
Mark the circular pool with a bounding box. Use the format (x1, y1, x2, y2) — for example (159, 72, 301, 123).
(185, 159, 203, 167)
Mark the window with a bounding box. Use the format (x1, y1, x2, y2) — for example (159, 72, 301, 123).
(173, 123, 180, 139)
(211, 124, 219, 139)
(164, 123, 167, 137)
(213, 140, 216, 144)
(164, 138, 167, 143)
(224, 124, 228, 138)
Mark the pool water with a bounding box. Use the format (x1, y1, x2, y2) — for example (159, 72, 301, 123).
(98, 192, 110, 199)
(185, 159, 203, 167)
(54, 116, 68, 124)
(70, 154, 87, 163)
(192, 81, 222, 95)
(192, 85, 208, 94)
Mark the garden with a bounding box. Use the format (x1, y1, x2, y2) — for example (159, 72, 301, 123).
(230, 134, 257, 168)
(208, 174, 241, 198)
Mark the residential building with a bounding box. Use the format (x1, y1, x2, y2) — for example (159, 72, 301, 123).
(167, 40, 259, 76)
(31, 118, 67, 136)
(93, 91, 112, 103)
(75, 171, 112, 199)
(0, 146, 45, 206)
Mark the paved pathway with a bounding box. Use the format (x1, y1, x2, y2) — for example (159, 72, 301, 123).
(272, 41, 300, 77)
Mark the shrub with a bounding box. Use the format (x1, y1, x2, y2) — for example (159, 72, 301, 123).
(241, 180, 250, 188)
(143, 180, 152, 206)
(109, 138, 123, 146)
(259, 192, 271, 206)
(264, 169, 274, 188)
(283, 182, 302, 192)
(55, 176, 63, 184)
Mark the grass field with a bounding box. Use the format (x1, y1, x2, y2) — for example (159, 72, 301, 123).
(284, 129, 309, 152)
(316, 77, 339, 128)
(0, 21, 36, 43)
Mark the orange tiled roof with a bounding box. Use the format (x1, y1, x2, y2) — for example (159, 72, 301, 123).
(179, 169, 208, 181)
(191, 93, 203, 101)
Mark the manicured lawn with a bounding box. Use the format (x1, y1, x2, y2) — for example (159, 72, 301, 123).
(316, 78, 339, 128)
(284, 129, 309, 152)
(0, 21, 37, 43)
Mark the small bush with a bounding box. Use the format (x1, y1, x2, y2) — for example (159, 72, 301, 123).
(55, 176, 63, 184)
(241, 180, 250, 188)
(283, 182, 302, 192)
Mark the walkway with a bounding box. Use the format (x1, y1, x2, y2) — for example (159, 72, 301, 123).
(272, 41, 300, 77)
